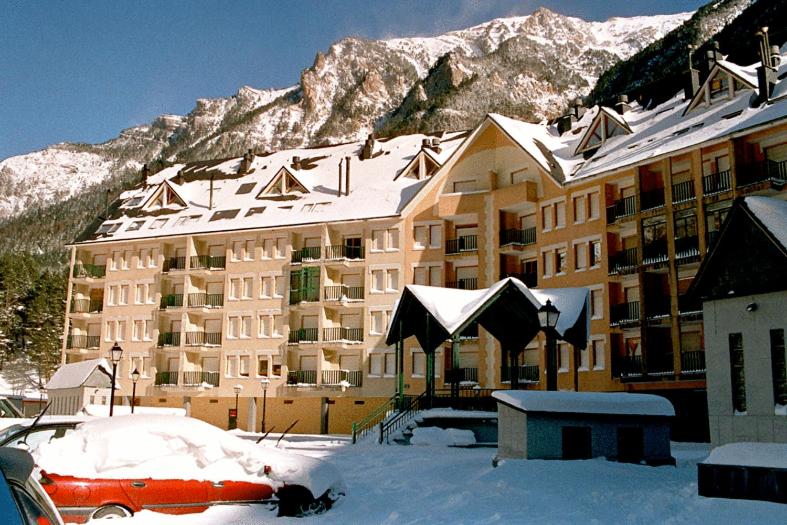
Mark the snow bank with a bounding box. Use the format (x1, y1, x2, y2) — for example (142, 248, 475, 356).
(80, 404, 186, 417)
(492, 390, 675, 417)
(34, 415, 342, 498)
(410, 427, 476, 447)
(704, 442, 787, 469)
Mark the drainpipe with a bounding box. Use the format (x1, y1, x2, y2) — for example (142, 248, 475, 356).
(209, 174, 214, 210)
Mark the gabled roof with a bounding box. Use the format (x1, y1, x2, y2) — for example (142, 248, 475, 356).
(256, 166, 309, 199)
(683, 60, 758, 116)
(141, 180, 187, 210)
(574, 107, 632, 155)
(46, 358, 113, 390)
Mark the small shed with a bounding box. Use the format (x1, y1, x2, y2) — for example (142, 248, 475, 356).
(45, 359, 114, 415)
(493, 390, 675, 466)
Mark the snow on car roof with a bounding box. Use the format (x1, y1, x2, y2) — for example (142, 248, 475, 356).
(492, 390, 675, 417)
(704, 442, 787, 469)
(34, 415, 340, 497)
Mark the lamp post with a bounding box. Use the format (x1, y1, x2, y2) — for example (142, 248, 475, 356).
(230, 384, 242, 430)
(259, 378, 270, 433)
(130, 368, 140, 414)
(538, 299, 561, 391)
(109, 342, 123, 416)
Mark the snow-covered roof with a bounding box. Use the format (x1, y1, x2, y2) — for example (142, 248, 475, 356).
(492, 390, 675, 417)
(704, 442, 787, 469)
(45, 359, 112, 390)
(743, 196, 787, 252)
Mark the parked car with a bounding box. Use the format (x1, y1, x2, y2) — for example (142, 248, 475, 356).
(0, 447, 64, 525)
(0, 397, 24, 419)
(0, 419, 85, 451)
(33, 415, 344, 522)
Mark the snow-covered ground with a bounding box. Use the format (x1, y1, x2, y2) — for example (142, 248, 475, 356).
(103, 433, 785, 525)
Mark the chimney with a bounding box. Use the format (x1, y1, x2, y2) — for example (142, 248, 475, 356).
(756, 28, 778, 104)
(771, 45, 781, 67)
(572, 97, 585, 120)
(684, 44, 701, 100)
(239, 149, 254, 174)
(174, 169, 184, 185)
(344, 156, 351, 196)
(141, 163, 150, 185)
(705, 41, 723, 75)
(361, 134, 375, 160)
(209, 174, 214, 210)
(556, 114, 575, 135)
(292, 156, 301, 170)
(421, 138, 431, 149)
(431, 136, 442, 154)
(614, 94, 631, 115)
(337, 159, 343, 197)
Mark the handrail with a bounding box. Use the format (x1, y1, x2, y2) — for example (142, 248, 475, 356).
(379, 391, 428, 444)
(351, 395, 397, 444)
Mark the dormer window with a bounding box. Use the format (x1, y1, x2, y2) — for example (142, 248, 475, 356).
(256, 167, 309, 200)
(143, 182, 186, 210)
(574, 108, 631, 156)
(684, 64, 756, 115)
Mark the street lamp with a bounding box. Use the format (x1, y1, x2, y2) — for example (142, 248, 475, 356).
(230, 384, 243, 430)
(130, 368, 140, 414)
(259, 378, 270, 433)
(109, 342, 123, 416)
(538, 299, 561, 391)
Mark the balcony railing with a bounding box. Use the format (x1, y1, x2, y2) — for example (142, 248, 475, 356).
(154, 371, 179, 386)
(648, 353, 675, 376)
(445, 278, 478, 290)
(680, 350, 706, 375)
(189, 255, 226, 270)
(188, 293, 224, 308)
(291, 246, 321, 263)
(288, 328, 319, 344)
(608, 247, 639, 275)
(70, 297, 103, 313)
(182, 371, 220, 387)
(324, 285, 364, 301)
(640, 188, 665, 211)
(618, 355, 644, 378)
(157, 332, 181, 347)
(445, 367, 478, 383)
(737, 159, 787, 187)
(674, 235, 700, 263)
(501, 364, 540, 383)
(646, 298, 671, 320)
(159, 294, 184, 309)
(73, 263, 106, 279)
(445, 235, 478, 254)
(499, 227, 536, 247)
(678, 294, 703, 317)
(642, 240, 668, 265)
(606, 195, 637, 224)
(501, 272, 537, 288)
(66, 334, 100, 349)
(184, 332, 222, 346)
(289, 288, 320, 304)
(671, 180, 695, 204)
(164, 256, 186, 272)
(325, 244, 364, 261)
(610, 301, 640, 325)
(322, 369, 363, 387)
(287, 370, 317, 385)
(702, 170, 731, 195)
(323, 327, 363, 343)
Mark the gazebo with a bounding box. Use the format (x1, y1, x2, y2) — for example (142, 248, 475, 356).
(385, 277, 590, 406)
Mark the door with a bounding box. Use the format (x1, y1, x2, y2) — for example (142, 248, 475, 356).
(122, 479, 208, 513)
(562, 426, 592, 460)
(208, 244, 224, 257)
(617, 427, 644, 463)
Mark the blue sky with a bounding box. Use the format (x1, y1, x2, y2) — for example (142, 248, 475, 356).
(0, 0, 706, 160)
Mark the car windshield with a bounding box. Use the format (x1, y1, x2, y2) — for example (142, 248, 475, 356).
(0, 425, 26, 445)
(0, 399, 23, 418)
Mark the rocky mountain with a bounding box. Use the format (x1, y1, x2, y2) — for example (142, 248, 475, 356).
(0, 7, 691, 221)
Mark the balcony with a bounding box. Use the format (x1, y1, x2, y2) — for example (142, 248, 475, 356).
(70, 297, 103, 314)
(674, 235, 700, 264)
(499, 227, 536, 247)
(647, 352, 675, 376)
(642, 240, 668, 266)
(500, 364, 540, 383)
(737, 159, 787, 187)
(189, 255, 226, 270)
(289, 288, 320, 304)
(606, 196, 637, 224)
(159, 294, 184, 309)
(184, 332, 221, 346)
(182, 371, 220, 387)
(287, 370, 317, 385)
(66, 334, 100, 349)
(702, 170, 731, 196)
(501, 272, 537, 288)
(610, 301, 640, 326)
(678, 295, 703, 320)
(446, 278, 478, 290)
(291, 246, 321, 264)
(324, 285, 364, 301)
(645, 298, 671, 321)
(445, 367, 478, 384)
(617, 355, 644, 378)
(154, 371, 179, 386)
(680, 350, 706, 375)
(640, 188, 665, 211)
(188, 293, 224, 308)
(323, 327, 363, 343)
(163, 257, 186, 272)
(157, 332, 181, 347)
(73, 263, 106, 279)
(325, 245, 364, 261)
(445, 235, 478, 255)
(322, 369, 363, 387)
(287, 328, 319, 344)
(608, 248, 639, 275)
(671, 180, 695, 204)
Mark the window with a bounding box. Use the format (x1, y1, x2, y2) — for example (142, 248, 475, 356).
(242, 277, 253, 299)
(542, 205, 553, 232)
(263, 238, 274, 259)
(108, 286, 117, 305)
(387, 229, 399, 251)
(588, 192, 600, 220)
(241, 316, 252, 338)
(387, 269, 399, 291)
(385, 353, 396, 376)
(556, 248, 567, 274)
(579, 346, 589, 370)
(228, 317, 240, 339)
(149, 218, 167, 229)
(371, 270, 384, 292)
(138, 249, 148, 268)
(135, 284, 145, 304)
(412, 351, 425, 376)
(119, 285, 129, 305)
(116, 320, 126, 341)
(244, 240, 255, 260)
(149, 249, 159, 268)
(573, 196, 586, 223)
(121, 251, 130, 270)
(370, 311, 385, 335)
(261, 276, 272, 298)
(575, 243, 588, 271)
(258, 357, 269, 377)
(105, 321, 115, 341)
(232, 241, 243, 261)
(590, 240, 601, 268)
(275, 238, 286, 259)
(147, 284, 155, 304)
(429, 225, 442, 249)
(729, 333, 746, 413)
(590, 288, 603, 319)
(132, 320, 144, 341)
(127, 221, 145, 232)
(413, 266, 427, 285)
(542, 251, 554, 278)
(371, 230, 384, 252)
(274, 275, 284, 297)
(592, 339, 605, 370)
(414, 226, 427, 249)
(370, 354, 383, 376)
(558, 343, 569, 372)
(771, 329, 786, 407)
(555, 201, 566, 229)
(229, 278, 241, 300)
(258, 315, 271, 337)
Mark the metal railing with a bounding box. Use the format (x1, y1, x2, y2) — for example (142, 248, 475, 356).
(444, 367, 478, 383)
(324, 285, 364, 301)
(646, 299, 671, 319)
(678, 295, 703, 317)
(499, 227, 536, 246)
(445, 278, 478, 290)
(188, 293, 224, 308)
(164, 256, 186, 271)
(287, 328, 319, 344)
(322, 369, 363, 387)
(618, 355, 644, 377)
(610, 301, 640, 325)
(680, 351, 706, 374)
(70, 297, 103, 313)
(291, 246, 321, 263)
(379, 391, 428, 444)
(184, 332, 222, 346)
(642, 240, 668, 265)
(737, 159, 787, 187)
(323, 327, 363, 343)
(73, 263, 106, 279)
(182, 371, 220, 387)
(189, 255, 226, 270)
(675, 235, 700, 262)
(671, 180, 695, 203)
(607, 195, 637, 224)
(157, 332, 181, 347)
(159, 294, 184, 309)
(351, 395, 398, 444)
(325, 244, 365, 260)
(289, 288, 320, 304)
(460, 322, 479, 339)
(445, 235, 478, 254)
(501, 364, 540, 383)
(648, 353, 675, 376)
(640, 188, 665, 211)
(66, 334, 100, 349)
(608, 247, 639, 274)
(702, 170, 731, 195)
(287, 370, 317, 385)
(154, 371, 179, 386)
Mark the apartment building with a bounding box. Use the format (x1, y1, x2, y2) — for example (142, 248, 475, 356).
(62, 42, 787, 436)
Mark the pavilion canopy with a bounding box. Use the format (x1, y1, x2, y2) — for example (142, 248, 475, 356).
(385, 277, 589, 353)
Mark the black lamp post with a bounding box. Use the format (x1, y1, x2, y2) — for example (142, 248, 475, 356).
(109, 342, 123, 416)
(230, 384, 242, 430)
(538, 299, 561, 391)
(130, 368, 140, 414)
(260, 378, 270, 433)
